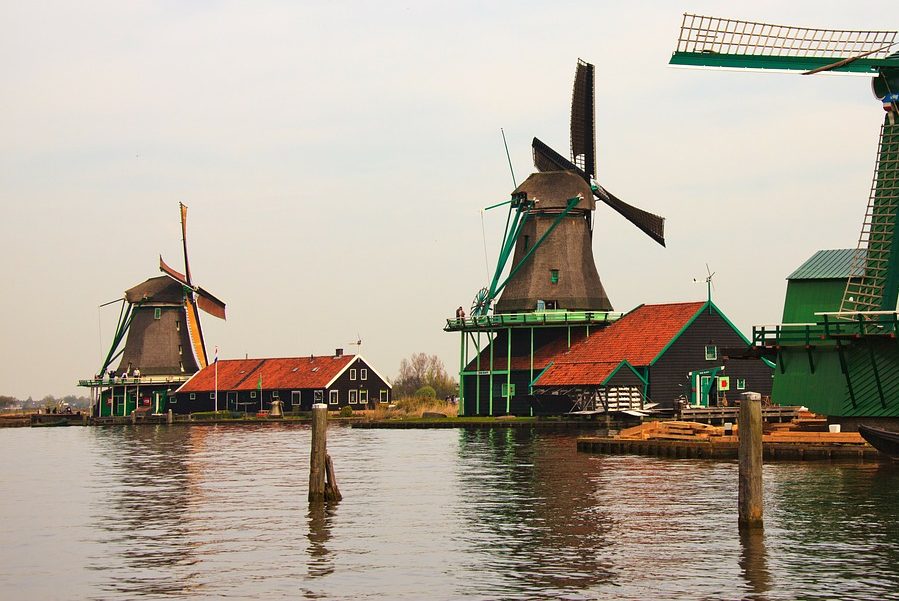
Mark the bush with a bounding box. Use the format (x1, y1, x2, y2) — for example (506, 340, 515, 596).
(339, 405, 355, 418)
(414, 385, 436, 399)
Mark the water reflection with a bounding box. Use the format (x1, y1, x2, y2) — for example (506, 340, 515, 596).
(305, 503, 335, 580)
(86, 425, 201, 599)
(739, 528, 771, 600)
(455, 428, 615, 599)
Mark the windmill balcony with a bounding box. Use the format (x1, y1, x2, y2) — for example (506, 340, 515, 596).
(78, 374, 191, 388)
(752, 311, 899, 349)
(445, 309, 622, 333)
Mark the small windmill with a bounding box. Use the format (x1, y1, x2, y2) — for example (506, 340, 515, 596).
(694, 263, 716, 310)
(472, 60, 666, 316)
(98, 203, 226, 377)
(669, 14, 899, 315)
(347, 333, 363, 355)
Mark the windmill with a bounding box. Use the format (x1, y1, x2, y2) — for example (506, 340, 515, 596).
(669, 14, 899, 315)
(98, 203, 226, 378)
(473, 59, 666, 316)
(347, 333, 362, 355)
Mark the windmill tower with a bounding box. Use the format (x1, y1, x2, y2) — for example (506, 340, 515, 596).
(475, 60, 666, 316)
(81, 204, 226, 417)
(447, 60, 666, 417)
(669, 14, 899, 420)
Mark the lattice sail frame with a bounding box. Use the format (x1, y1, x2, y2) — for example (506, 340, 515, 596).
(675, 14, 897, 59)
(841, 119, 899, 314)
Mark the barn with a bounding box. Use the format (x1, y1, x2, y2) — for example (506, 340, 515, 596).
(173, 351, 391, 414)
(532, 301, 773, 411)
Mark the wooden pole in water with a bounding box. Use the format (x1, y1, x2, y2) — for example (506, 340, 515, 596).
(309, 403, 342, 502)
(738, 397, 763, 529)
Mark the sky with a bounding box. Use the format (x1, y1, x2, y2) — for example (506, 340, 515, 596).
(1, 0, 895, 399)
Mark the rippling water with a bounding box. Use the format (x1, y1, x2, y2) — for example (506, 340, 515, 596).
(2, 424, 898, 600)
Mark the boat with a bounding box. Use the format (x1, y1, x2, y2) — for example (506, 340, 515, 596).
(31, 418, 71, 427)
(858, 424, 899, 459)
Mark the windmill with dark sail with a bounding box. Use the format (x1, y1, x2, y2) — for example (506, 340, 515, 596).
(79, 204, 226, 417)
(474, 59, 666, 316)
(448, 60, 667, 416)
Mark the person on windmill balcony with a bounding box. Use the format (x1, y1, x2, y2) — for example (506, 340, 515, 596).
(456, 306, 466, 320)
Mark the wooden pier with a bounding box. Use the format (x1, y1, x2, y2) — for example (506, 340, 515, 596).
(679, 405, 800, 425)
(577, 435, 882, 461)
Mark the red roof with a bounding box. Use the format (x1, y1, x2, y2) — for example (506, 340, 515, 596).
(178, 355, 355, 392)
(536, 302, 706, 386)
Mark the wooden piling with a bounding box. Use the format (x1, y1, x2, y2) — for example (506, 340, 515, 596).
(167, 409, 173, 424)
(309, 403, 342, 502)
(738, 398, 763, 530)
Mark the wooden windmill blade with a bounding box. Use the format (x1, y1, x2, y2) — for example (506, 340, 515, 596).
(570, 59, 596, 178)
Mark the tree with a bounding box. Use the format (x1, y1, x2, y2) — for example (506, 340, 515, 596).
(394, 353, 457, 399)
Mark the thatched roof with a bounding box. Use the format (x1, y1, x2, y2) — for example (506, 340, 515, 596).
(124, 275, 184, 305)
(513, 170, 595, 211)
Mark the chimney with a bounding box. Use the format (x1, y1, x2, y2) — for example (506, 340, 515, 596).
(335, 348, 344, 357)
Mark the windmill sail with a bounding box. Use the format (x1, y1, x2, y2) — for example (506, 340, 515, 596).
(570, 59, 595, 178)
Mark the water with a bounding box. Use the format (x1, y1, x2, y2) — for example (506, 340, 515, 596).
(2, 425, 899, 600)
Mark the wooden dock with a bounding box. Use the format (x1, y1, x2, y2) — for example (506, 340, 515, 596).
(577, 435, 883, 461)
(678, 405, 800, 425)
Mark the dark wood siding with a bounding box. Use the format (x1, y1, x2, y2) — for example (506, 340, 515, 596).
(649, 308, 773, 408)
(324, 358, 391, 410)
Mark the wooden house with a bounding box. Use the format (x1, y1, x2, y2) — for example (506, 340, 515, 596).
(532, 301, 773, 411)
(174, 351, 391, 414)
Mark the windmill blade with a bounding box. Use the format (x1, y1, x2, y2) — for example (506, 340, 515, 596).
(533, 137, 589, 180)
(533, 138, 666, 246)
(570, 59, 596, 178)
(160, 255, 190, 287)
(670, 14, 898, 74)
(596, 186, 666, 247)
(195, 286, 226, 320)
(180, 202, 192, 286)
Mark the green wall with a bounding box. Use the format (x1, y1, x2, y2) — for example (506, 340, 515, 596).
(781, 279, 846, 323)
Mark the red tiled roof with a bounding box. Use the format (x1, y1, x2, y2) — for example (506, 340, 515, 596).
(178, 355, 355, 392)
(537, 361, 625, 387)
(536, 302, 706, 386)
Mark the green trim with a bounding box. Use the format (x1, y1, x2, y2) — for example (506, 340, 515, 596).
(669, 51, 896, 74)
(529, 362, 553, 387)
(762, 357, 776, 370)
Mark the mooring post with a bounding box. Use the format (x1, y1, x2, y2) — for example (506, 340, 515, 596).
(738, 397, 763, 529)
(167, 409, 173, 424)
(309, 403, 342, 502)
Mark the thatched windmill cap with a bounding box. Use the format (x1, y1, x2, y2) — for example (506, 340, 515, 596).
(124, 275, 184, 304)
(513, 170, 595, 211)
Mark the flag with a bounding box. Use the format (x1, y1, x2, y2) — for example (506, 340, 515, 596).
(257, 374, 262, 391)
(214, 346, 218, 363)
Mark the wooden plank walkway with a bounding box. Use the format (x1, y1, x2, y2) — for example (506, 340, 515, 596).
(679, 405, 801, 424)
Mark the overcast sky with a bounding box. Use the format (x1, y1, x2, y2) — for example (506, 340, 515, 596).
(1, 1, 894, 398)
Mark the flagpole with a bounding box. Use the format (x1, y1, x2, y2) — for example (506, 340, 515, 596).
(214, 346, 219, 414)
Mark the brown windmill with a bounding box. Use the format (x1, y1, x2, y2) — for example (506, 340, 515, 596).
(475, 60, 666, 316)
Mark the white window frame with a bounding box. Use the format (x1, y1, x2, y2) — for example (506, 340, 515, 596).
(250, 391, 257, 399)
(329, 390, 338, 405)
(361, 368, 368, 381)
(736, 378, 746, 390)
(271, 390, 279, 398)
(705, 345, 718, 361)
(360, 389, 368, 404)
(314, 390, 323, 402)
(291, 391, 301, 406)
(380, 389, 388, 403)
(189, 393, 196, 400)
(348, 389, 358, 404)
(350, 368, 357, 381)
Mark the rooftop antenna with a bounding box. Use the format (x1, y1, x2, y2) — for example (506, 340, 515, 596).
(694, 263, 716, 313)
(348, 333, 363, 355)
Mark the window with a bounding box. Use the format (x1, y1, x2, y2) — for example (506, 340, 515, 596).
(524, 235, 530, 250)
(550, 269, 559, 284)
(705, 345, 718, 360)
(380, 390, 388, 403)
(360, 389, 368, 404)
(189, 393, 196, 400)
(349, 390, 358, 404)
(314, 390, 323, 402)
(272, 391, 279, 398)
(736, 378, 746, 390)
(291, 391, 301, 406)
(178, 345, 183, 356)
(175, 320, 180, 332)
(501, 383, 516, 397)
(361, 368, 368, 381)
(350, 368, 357, 380)
(250, 391, 257, 399)
(209, 392, 215, 399)
(154, 308, 162, 320)
(329, 390, 338, 405)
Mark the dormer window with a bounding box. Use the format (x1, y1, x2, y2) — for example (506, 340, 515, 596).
(154, 308, 162, 320)
(550, 269, 559, 284)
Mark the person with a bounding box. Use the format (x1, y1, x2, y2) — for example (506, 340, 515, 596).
(456, 306, 465, 319)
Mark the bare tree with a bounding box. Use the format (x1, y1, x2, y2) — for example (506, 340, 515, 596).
(394, 353, 457, 399)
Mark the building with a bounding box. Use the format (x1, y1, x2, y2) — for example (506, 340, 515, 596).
(174, 351, 391, 413)
(532, 301, 773, 412)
